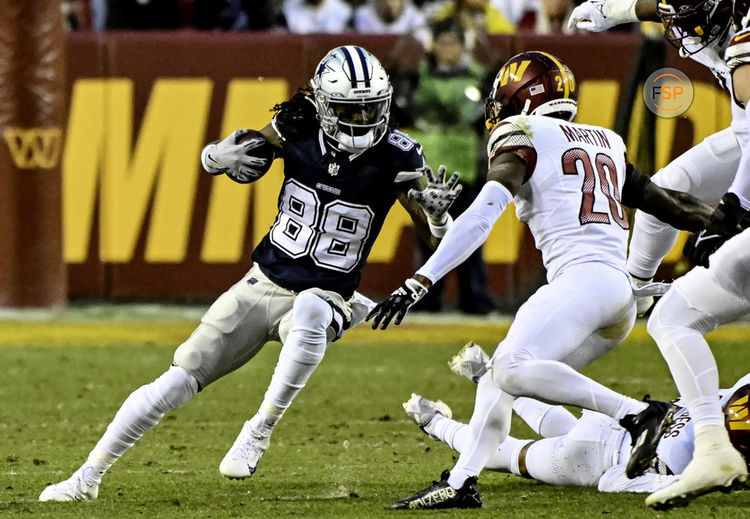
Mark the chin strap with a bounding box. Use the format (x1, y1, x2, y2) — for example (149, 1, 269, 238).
(520, 99, 532, 116)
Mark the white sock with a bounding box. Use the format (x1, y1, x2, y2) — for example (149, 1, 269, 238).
(87, 365, 198, 481)
(626, 210, 680, 280)
(425, 414, 467, 452)
(254, 292, 331, 437)
(648, 289, 724, 431)
(447, 374, 515, 488)
(485, 436, 529, 473)
(512, 397, 578, 437)
(426, 414, 531, 474)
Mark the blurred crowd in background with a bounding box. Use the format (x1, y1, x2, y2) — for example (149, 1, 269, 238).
(62, 0, 595, 37)
(59, 0, 638, 315)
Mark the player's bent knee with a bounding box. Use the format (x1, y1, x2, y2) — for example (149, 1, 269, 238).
(646, 288, 706, 341)
(291, 292, 333, 332)
(490, 353, 527, 396)
(173, 323, 224, 386)
(161, 365, 199, 407)
(649, 163, 691, 192)
(149, 365, 199, 411)
(646, 296, 681, 340)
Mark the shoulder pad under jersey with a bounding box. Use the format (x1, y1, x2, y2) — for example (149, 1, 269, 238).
(487, 120, 534, 162)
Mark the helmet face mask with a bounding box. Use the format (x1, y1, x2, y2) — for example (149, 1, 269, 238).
(485, 51, 577, 129)
(657, 0, 733, 55)
(311, 46, 393, 153)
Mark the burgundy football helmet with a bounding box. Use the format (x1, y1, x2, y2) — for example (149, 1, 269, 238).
(485, 51, 577, 129)
(723, 383, 750, 469)
(656, 0, 733, 55)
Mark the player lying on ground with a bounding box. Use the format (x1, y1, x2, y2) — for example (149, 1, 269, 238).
(38, 45, 462, 502)
(570, 0, 750, 507)
(367, 50, 714, 509)
(405, 343, 750, 494)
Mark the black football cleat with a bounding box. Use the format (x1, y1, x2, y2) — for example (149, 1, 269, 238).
(619, 395, 678, 479)
(390, 470, 482, 510)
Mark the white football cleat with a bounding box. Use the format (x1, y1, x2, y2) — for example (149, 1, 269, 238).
(219, 420, 271, 479)
(39, 465, 100, 502)
(645, 427, 748, 509)
(403, 393, 452, 440)
(449, 342, 489, 383)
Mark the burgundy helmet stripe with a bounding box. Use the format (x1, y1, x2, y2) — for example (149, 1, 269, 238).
(538, 52, 570, 98)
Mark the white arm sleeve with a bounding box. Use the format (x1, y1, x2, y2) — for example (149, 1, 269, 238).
(416, 181, 513, 283)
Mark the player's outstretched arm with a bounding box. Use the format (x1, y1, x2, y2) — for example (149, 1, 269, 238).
(683, 192, 750, 266)
(367, 153, 526, 330)
(568, 0, 658, 32)
(398, 165, 463, 249)
(409, 165, 463, 233)
(621, 165, 713, 232)
(367, 275, 432, 330)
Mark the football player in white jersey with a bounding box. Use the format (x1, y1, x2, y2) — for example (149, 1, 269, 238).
(38, 45, 463, 502)
(367, 51, 714, 509)
(404, 343, 750, 494)
(569, 0, 744, 314)
(570, 0, 750, 508)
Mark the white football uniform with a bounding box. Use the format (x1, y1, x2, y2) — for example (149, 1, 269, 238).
(428, 374, 750, 492)
(520, 374, 750, 492)
(626, 39, 746, 281)
(174, 264, 374, 386)
(498, 115, 631, 282)
(415, 113, 650, 489)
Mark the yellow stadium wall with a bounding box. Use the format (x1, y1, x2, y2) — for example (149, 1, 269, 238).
(61, 32, 731, 302)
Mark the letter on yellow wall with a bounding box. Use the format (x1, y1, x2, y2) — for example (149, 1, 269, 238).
(201, 79, 288, 262)
(64, 78, 212, 263)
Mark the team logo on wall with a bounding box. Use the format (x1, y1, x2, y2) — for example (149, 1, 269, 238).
(3, 127, 63, 169)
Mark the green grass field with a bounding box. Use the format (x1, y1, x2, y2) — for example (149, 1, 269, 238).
(2, 309, 749, 518)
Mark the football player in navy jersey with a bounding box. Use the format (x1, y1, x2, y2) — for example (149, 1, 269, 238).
(39, 45, 462, 502)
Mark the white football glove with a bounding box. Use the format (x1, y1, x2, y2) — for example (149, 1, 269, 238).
(201, 129, 272, 183)
(630, 276, 671, 316)
(408, 165, 462, 226)
(567, 0, 638, 32)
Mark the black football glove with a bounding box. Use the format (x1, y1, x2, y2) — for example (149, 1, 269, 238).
(367, 278, 429, 330)
(683, 193, 750, 267)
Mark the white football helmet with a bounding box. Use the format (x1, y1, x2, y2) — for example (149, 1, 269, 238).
(311, 45, 392, 153)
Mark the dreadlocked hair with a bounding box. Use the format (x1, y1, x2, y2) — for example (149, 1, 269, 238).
(272, 87, 319, 141)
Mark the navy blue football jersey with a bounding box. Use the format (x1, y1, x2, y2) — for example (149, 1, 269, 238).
(251, 128, 426, 298)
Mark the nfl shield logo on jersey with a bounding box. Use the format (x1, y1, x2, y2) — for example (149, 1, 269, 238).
(328, 161, 340, 176)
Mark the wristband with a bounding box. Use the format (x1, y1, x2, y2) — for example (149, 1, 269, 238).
(428, 214, 453, 238)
